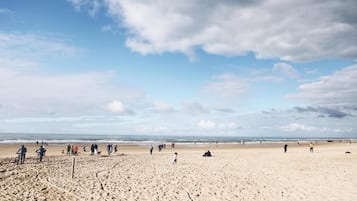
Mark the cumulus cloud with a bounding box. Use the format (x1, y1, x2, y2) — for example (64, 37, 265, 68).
(197, 120, 216, 129)
(272, 62, 299, 79)
(289, 64, 357, 106)
(73, 0, 357, 62)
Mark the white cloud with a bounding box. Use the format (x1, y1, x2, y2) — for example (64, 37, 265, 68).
(272, 62, 299, 79)
(289, 64, 357, 106)
(67, 0, 101, 17)
(0, 67, 144, 117)
(95, 0, 357, 62)
(154, 101, 174, 112)
(135, 126, 169, 133)
(202, 73, 248, 101)
(218, 122, 241, 129)
(280, 123, 316, 132)
(197, 120, 216, 129)
(182, 101, 207, 114)
(67, 0, 87, 11)
(227, 122, 240, 129)
(108, 100, 125, 113)
(101, 25, 112, 32)
(0, 32, 82, 58)
(279, 123, 353, 133)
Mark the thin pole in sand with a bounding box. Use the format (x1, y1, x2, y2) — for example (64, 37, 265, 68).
(71, 157, 76, 179)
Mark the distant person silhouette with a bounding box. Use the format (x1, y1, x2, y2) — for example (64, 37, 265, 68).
(309, 142, 314, 152)
(284, 144, 288, 153)
(150, 145, 154, 155)
(36, 145, 46, 162)
(16, 145, 27, 164)
(173, 152, 178, 164)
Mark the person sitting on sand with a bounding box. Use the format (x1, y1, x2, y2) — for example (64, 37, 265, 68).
(16, 145, 27, 164)
(203, 150, 212, 157)
(173, 152, 178, 164)
(36, 145, 46, 162)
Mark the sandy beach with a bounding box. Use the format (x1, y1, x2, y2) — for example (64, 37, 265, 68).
(0, 142, 356, 201)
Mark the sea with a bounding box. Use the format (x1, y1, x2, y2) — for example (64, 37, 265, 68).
(0, 133, 356, 145)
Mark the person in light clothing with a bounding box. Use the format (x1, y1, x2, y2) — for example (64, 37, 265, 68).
(173, 152, 178, 164)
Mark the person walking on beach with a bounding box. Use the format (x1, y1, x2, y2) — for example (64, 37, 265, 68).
(94, 144, 99, 155)
(114, 145, 118, 153)
(284, 144, 288, 153)
(107, 144, 113, 155)
(16, 145, 27, 164)
(36, 145, 46, 162)
(67, 144, 71, 155)
(173, 152, 178, 164)
(90, 144, 94, 155)
(73, 145, 79, 156)
(309, 142, 314, 152)
(150, 145, 154, 155)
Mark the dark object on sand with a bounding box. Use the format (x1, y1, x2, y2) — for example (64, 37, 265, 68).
(345, 151, 351, 154)
(327, 140, 333, 142)
(203, 150, 212, 157)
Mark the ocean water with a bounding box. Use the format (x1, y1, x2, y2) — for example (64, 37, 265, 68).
(0, 133, 355, 144)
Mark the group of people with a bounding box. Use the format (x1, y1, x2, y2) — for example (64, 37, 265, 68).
(90, 144, 99, 155)
(66, 144, 79, 156)
(158, 144, 166, 152)
(106, 144, 118, 155)
(15, 144, 47, 164)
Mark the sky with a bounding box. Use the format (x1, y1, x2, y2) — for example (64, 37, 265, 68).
(0, 0, 357, 137)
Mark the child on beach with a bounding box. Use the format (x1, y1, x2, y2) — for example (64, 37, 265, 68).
(173, 152, 178, 164)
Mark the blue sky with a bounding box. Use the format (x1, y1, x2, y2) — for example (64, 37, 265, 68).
(0, 0, 357, 136)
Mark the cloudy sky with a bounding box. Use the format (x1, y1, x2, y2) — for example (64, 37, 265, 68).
(0, 0, 357, 137)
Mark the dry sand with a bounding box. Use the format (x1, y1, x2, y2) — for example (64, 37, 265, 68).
(0, 142, 356, 201)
